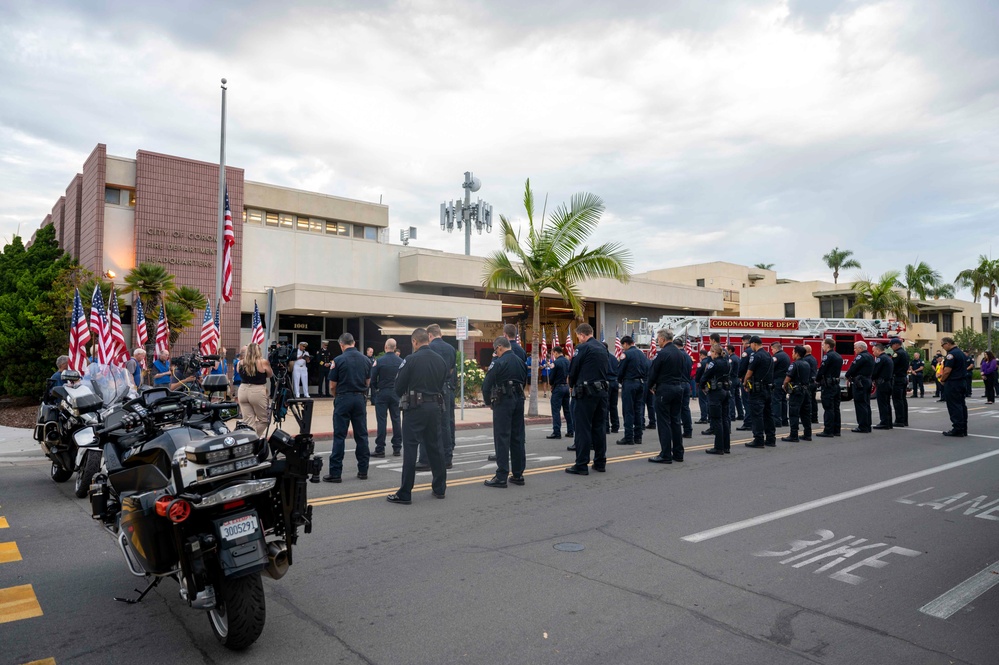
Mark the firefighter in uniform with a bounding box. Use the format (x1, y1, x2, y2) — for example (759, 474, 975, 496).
(370, 338, 403, 457)
(939, 336, 969, 437)
(814, 338, 843, 438)
(322, 333, 372, 483)
(418, 324, 457, 470)
(846, 341, 875, 433)
(770, 342, 790, 428)
(701, 343, 731, 455)
(872, 343, 894, 430)
(616, 336, 647, 446)
(648, 330, 687, 463)
(781, 345, 813, 442)
(482, 336, 528, 488)
(909, 353, 925, 398)
(803, 346, 819, 424)
(605, 342, 621, 434)
(736, 334, 754, 431)
(387, 328, 449, 504)
(565, 324, 610, 476)
(315, 340, 332, 397)
(743, 336, 776, 448)
(726, 344, 744, 422)
(889, 338, 909, 427)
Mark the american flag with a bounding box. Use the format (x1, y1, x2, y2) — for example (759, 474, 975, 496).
(250, 300, 265, 346)
(221, 187, 235, 302)
(134, 296, 148, 347)
(683, 329, 695, 357)
(89, 285, 112, 364)
(614, 327, 623, 359)
(553, 325, 560, 354)
(648, 336, 658, 360)
(108, 288, 128, 365)
(68, 288, 91, 372)
(200, 302, 217, 356)
(155, 305, 170, 359)
(564, 324, 574, 358)
(540, 327, 548, 362)
(213, 305, 221, 345)
(516, 328, 521, 345)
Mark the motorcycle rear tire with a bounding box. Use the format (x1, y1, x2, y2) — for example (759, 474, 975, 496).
(74, 450, 101, 498)
(208, 572, 266, 650)
(50, 461, 72, 483)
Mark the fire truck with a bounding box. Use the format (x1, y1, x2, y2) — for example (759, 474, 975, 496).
(630, 316, 907, 390)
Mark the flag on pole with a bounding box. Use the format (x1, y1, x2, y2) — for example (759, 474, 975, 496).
(553, 325, 560, 353)
(648, 335, 658, 360)
(200, 302, 216, 356)
(155, 305, 170, 359)
(540, 327, 548, 362)
(134, 297, 148, 347)
(89, 285, 112, 364)
(251, 300, 265, 346)
(214, 304, 221, 350)
(564, 325, 574, 358)
(614, 327, 623, 360)
(108, 288, 128, 365)
(221, 187, 235, 302)
(68, 288, 90, 372)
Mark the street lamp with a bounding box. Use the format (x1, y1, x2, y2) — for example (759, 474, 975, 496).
(440, 171, 493, 256)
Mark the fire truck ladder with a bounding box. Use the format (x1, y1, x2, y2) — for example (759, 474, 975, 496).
(651, 316, 895, 338)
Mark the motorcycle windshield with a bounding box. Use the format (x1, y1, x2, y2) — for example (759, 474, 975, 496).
(82, 364, 138, 408)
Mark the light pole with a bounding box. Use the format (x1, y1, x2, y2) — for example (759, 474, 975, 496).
(440, 171, 493, 256)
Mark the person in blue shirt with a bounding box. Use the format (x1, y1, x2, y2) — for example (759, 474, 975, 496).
(210, 346, 228, 376)
(152, 350, 173, 386)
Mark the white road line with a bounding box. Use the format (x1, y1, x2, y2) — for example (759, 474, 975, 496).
(919, 559, 999, 619)
(905, 428, 999, 441)
(681, 446, 999, 543)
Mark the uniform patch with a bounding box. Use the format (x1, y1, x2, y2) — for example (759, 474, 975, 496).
(742, 352, 748, 358)
(822, 354, 828, 361)
(946, 354, 953, 360)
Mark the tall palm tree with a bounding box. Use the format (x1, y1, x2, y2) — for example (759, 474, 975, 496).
(899, 261, 942, 304)
(956, 255, 999, 352)
(848, 271, 915, 324)
(167, 285, 208, 312)
(754, 263, 775, 271)
(120, 262, 175, 321)
(822, 247, 861, 284)
(482, 179, 632, 416)
(164, 302, 194, 345)
(927, 283, 955, 299)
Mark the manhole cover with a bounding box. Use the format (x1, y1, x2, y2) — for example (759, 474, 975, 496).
(554, 542, 584, 552)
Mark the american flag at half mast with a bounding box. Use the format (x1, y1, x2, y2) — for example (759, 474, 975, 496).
(68, 288, 91, 372)
(108, 288, 128, 365)
(200, 302, 216, 356)
(221, 187, 235, 302)
(250, 300, 265, 346)
(133, 296, 148, 347)
(89, 285, 112, 364)
(155, 305, 170, 359)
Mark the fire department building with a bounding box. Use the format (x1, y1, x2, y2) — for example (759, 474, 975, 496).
(32, 144, 722, 365)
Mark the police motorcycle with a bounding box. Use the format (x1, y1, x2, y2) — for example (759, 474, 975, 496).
(34, 363, 136, 497)
(87, 374, 322, 650)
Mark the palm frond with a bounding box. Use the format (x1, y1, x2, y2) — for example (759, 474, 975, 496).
(558, 243, 633, 285)
(482, 251, 529, 295)
(540, 192, 605, 266)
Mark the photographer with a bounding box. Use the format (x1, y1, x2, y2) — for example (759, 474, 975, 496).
(237, 342, 274, 437)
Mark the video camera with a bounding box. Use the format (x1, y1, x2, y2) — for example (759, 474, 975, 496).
(268, 342, 292, 381)
(176, 351, 220, 376)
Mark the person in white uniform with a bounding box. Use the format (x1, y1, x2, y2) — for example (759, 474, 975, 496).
(293, 341, 311, 398)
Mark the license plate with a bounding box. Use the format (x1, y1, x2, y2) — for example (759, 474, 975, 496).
(220, 514, 258, 541)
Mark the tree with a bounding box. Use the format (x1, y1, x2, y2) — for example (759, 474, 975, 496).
(754, 263, 775, 271)
(954, 328, 988, 360)
(482, 179, 632, 416)
(822, 247, 861, 284)
(120, 262, 175, 331)
(927, 283, 955, 299)
(955, 256, 999, 352)
(848, 271, 915, 324)
(168, 285, 208, 312)
(899, 261, 943, 306)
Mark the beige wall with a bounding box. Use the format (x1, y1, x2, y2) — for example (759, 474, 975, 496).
(105, 156, 137, 188)
(642, 261, 778, 289)
(740, 281, 836, 318)
(102, 204, 135, 278)
(244, 181, 388, 227)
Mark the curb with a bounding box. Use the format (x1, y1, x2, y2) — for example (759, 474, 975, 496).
(311, 416, 551, 441)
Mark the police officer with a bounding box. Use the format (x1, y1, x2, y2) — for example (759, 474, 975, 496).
(547, 346, 574, 442)
(965, 353, 975, 398)
(736, 334, 754, 431)
(675, 337, 694, 438)
(565, 323, 610, 476)
(909, 352, 925, 398)
(781, 345, 813, 442)
(695, 348, 710, 428)
(887, 338, 909, 426)
(605, 342, 620, 434)
(315, 340, 332, 397)
(322, 333, 372, 483)
(648, 330, 687, 462)
(770, 342, 790, 428)
(645, 350, 658, 432)
(482, 336, 528, 488)
(701, 343, 731, 455)
(871, 343, 894, 430)
(616, 336, 647, 446)
(814, 338, 843, 438)
(387, 328, 449, 504)
(420, 324, 457, 470)
(939, 336, 969, 437)
(370, 338, 403, 457)
(726, 344, 744, 422)
(846, 341, 874, 433)
(503, 324, 528, 362)
(743, 336, 776, 448)
(803, 346, 819, 424)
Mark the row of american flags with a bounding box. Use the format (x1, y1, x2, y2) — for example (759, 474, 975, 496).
(519, 325, 699, 364)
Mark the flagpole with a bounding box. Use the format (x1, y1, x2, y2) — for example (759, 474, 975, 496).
(214, 78, 227, 322)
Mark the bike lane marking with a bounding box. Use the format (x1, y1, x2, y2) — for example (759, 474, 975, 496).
(919, 559, 999, 619)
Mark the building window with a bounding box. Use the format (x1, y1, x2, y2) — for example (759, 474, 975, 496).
(265, 212, 279, 227)
(942, 312, 953, 332)
(279, 213, 295, 229)
(338, 222, 351, 236)
(127, 189, 136, 206)
(105, 187, 121, 204)
(784, 303, 795, 318)
(820, 299, 846, 318)
(309, 218, 325, 233)
(296, 216, 310, 232)
(246, 209, 263, 225)
(353, 224, 365, 239)
(364, 226, 377, 240)
(696, 279, 705, 287)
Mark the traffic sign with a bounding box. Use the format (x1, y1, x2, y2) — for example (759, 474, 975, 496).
(456, 316, 468, 341)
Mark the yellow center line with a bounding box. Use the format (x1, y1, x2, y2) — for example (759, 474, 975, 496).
(0, 584, 43, 624)
(0, 517, 8, 529)
(309, 437, 754, 506)
(0, 542, 22, 565)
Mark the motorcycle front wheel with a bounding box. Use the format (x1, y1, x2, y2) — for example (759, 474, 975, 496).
(208, 572, 266, 650)
(74, 450, 101, 498)
(50, 461, 73, 483)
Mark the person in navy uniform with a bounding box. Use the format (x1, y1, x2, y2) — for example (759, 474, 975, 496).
(770, 342, 790, 428)
(386, 328, 450, 504)
(965, 353, 975, 398)
(701, 343, 731, 455)
(648, 330, 687, 463)
(726, 344, 744, 422)
(781, 345, 813, 442)
(803, 346, 819, 424)
(694, 348, 709, 426)
(871, 343, 894, 430)
(370, 338, 403, 457)
(323, 333, 372, 483)
(736, 334, 754, 431)
(644, 351, 658, 432)
(674, 337, 694, 437)
(888, 338, 909, 427)
(482, 336, 529, 488)
(565, 323, 610, 476)
(616, 336, 647, 446)
(846, 341, 875, 433)
(418, 324, 457, 470)
(939, 336, 969, 437)
(315, 341, 332, 397)
(743, 336, 776, 448)
(604, 342, 620, 435)
(909, 352, 925, 398)
(814, 338, 844, 438)
(547, 346, 574, 442)
(503, 324, 527, 363)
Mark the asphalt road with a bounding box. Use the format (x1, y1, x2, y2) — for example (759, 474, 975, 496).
(2, 396, 998, 665)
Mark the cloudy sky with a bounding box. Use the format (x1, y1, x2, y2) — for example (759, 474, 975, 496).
(1, 0, 996, 294)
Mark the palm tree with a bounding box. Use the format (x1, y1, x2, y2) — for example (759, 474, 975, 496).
(927, 283, 955, 299)
(167, 285, 208, 312)
(899, 261, 942, 304)
(482, 179, 632, 416)
(822, 247, 861, 284)
(956, 256, 999, 352)
(848, 271, 915, 324)
(754, 263, 775, 271)
(120, 262, 175, 317)
(164, 302, 194, 345)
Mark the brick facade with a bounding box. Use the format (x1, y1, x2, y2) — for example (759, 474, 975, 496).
(51, 196, 65, 249)
(64, 174, 82, 260)
(78, 144, 106, 273)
